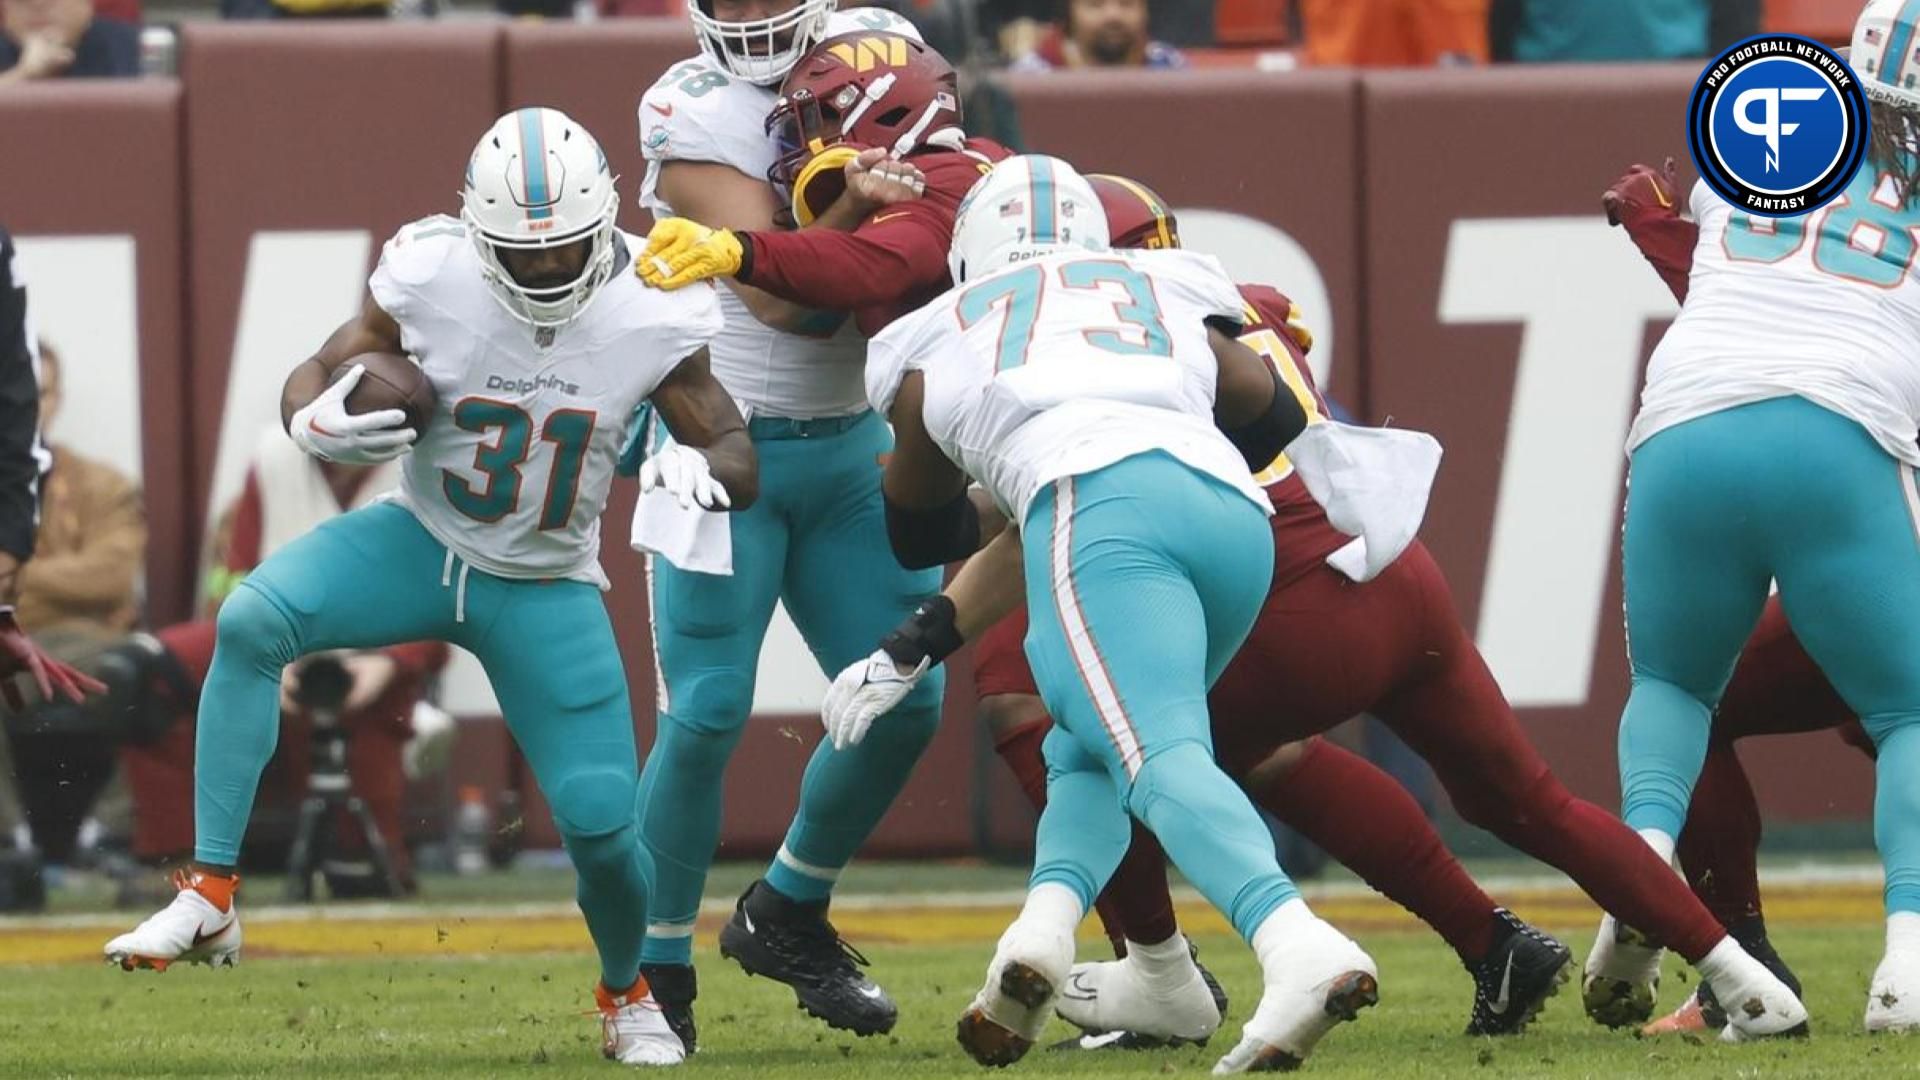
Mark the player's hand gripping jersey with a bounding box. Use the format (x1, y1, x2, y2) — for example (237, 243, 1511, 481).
(1630, 172, 1920, 465)
(636, 8, 920, 419)
(371, 215, 723, 587)
(866, 247, 1269, 523)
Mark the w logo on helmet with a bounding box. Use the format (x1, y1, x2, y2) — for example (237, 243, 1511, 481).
(826, 36, 910, 72)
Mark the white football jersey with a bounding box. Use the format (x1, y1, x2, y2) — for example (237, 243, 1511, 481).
(368, 215, 724, 587)
(1630, 174, 1920, 466)
(866, 248, 1271, 523)
(637, 8, 920, 420)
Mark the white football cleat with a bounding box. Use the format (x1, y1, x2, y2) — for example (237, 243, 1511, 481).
(955, 916, 1076, 1067)
(1214, 909, 1378, 1074)
(597, 980, 686, 1067)
(103, 869, 241, 972)
(1056, 935, 1221, 1045)
(1582, 913, 1662, 1028)
(1865, 947, 1920, 1033)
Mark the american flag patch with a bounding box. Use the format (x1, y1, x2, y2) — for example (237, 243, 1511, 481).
(999, 198, 1024, 218)
(1868, 27, 1883, 45)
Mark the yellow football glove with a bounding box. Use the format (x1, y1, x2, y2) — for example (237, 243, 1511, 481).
(638, 217, 744, 290)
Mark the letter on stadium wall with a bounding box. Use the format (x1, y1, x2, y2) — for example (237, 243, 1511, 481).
(12, 236, 142, 480)
(1438, 218, 1678, 706)
(207, 231, 372, 520)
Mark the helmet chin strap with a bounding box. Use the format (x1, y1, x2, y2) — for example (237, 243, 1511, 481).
(890, 97, 956, 158)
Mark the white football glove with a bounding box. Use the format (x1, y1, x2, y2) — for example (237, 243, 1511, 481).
(640, 443, 731, 510)
(289, 364, 417, 465)
(821, 648, 929, 750)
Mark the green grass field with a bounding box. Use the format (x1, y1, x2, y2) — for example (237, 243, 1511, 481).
(2, 919, 1911, 1078)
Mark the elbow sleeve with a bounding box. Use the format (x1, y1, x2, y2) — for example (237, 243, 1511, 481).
(884, 488, 980, 570)
(1224, 367, 1309, 471)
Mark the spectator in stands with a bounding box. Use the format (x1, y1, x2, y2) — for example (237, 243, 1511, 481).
(1489, 0, 1759, 62)
(0, 0, 139, 83)
(1011, 0, 1184, 70)
(1301, 0, 1487, 66)
(0, 339, 143, 870)
(114, 427, 446, 895)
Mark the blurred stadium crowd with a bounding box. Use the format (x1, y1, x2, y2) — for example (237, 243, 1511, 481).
(3, 0, 1843, 85)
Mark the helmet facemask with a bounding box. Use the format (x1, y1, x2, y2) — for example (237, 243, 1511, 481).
(688, 0, 837, 86)
(463, 195, 620, 330)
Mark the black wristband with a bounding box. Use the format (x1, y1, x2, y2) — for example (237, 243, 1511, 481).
(879, 594, 964, 669)
(734, 230, 757, 282)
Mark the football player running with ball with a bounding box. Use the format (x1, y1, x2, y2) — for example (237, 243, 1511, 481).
(630, 2, 959, 1045)
(104, 108, 755, 1069)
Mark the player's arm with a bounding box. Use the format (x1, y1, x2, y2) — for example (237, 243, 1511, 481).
(1211, 324, 1309, 470)
(646, 346, 759, 511)
(818, 523, 1025, 750)
(280, 292, 404, 430)
(1603, 159, 1696, 303)
(880, 370, 979, 570)
(279, 292, 417, 465)
(654, 161, 847, 338)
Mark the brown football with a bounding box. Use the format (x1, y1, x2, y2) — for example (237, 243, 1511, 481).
(334, 352, 435, 432)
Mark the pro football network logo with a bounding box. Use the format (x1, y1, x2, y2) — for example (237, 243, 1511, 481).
(1687, 33, 1869, 216)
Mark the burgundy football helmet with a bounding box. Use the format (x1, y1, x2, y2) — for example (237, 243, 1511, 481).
(765, 31, 963, 210)
(1088, 173, 1180, 250)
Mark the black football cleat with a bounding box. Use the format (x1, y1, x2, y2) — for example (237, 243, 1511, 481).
(717, 879, 897, 1036)
(638, 963, 698, 1054)
(1465, 909, 1572, 1036)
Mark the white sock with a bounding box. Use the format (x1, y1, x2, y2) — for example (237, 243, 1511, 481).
(1695, 936, 1762, 989)
(1250, 897, 1317, 976)
(1126, 932, 1193, 985)
(1636, 828, 1677, 865)
(1889, 911, 1920, 954)
(1018, 882, 1085, 936)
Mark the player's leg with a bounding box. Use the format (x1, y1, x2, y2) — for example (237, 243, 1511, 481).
(1239, 737, 1510, 962)
(105, 503, 456, 971)
(1208, 550, 1565, 1036)
(715, 414, 943, 1036)
(635, 486, 786, 1041)
(1648, 597, 1851, 1032)
(1025, 458, 1375, 1074)
(1760, 408, 1920, 1032)
(463, 573, 678, 1065)
(976, 607, 1182, 963)
(1572, 407, 1793, 1030)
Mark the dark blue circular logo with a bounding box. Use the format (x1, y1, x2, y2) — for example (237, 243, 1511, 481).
(1688, 34, 1869, 217)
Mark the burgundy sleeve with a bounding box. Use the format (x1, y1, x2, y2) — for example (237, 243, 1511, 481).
(1622, 211, 1698, 304)
(738, 205, 951, 310)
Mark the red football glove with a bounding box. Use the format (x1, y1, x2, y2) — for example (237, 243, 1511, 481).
(0, 606, 106, 712)
(1603, 158, 1681, 228)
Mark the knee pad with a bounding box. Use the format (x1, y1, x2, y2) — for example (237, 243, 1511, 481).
(214, 584, 303, 668)
(661, 668, 754, 740)
(551, 766, 639, 841)
(1121, 740, 1217, 819)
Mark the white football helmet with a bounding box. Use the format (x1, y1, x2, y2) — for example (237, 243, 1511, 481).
(949, 155, 1110, 285)
(460, 107, 620, 330)
(1855, 0, 1920, 113)
(688, 0, 837, 86)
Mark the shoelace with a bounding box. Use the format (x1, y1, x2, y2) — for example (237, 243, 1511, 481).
(777, 915, 872, 978)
